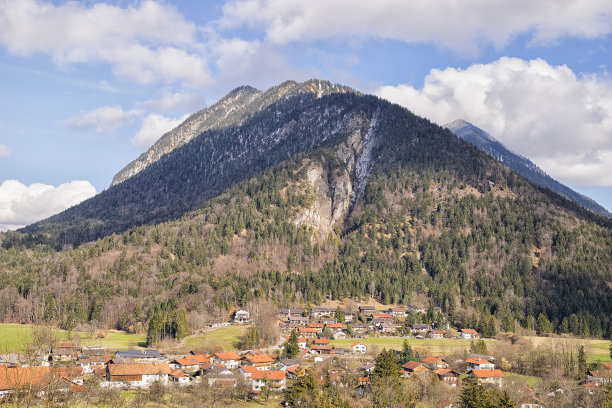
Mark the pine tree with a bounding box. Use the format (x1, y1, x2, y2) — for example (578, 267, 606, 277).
(284, 329, 299, 359)
(578, 345, 587, 374)
(400, 339, 414, 364)
(373, 348, 400, 378)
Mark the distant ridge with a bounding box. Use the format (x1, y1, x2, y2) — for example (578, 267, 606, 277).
(444, 119, 611, 218)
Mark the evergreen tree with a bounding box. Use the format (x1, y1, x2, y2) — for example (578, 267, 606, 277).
(400, 339, 414, 364)
(578, 345, 587, 374)
(284, 329, 300, 359)
(373, 348, 400, 378)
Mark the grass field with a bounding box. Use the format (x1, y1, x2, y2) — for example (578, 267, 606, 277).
(504, 372, 540, 387)
(185, 325, 249, 352)
(330, 335, 497, 356)
(524, 336, 611, 363)
(0, 323, 146, 353)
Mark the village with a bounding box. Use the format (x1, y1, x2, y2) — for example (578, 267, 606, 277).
(0, 304, 611, 407)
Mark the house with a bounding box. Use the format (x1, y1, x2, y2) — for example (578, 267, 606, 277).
(321, 318, 338, 324)
(170, 358, 200, 373)
(429, 330, 445, 340)
(411, 324, 429, 336)
(76, 355, 110, 374)
(325, 323, 344, 332)
(471, 369, 504, 387)
(169, 369, 190, 386)
(359, 306, 375, 316)
(278, 308, 304, 318)
(434, 306, 443, 314)
(200, 363, 233, 377)
(371, 313, 393, 320)
(297, 337, 308, 350)
(0, 366, 80, 398)
(51, 348, 78, 362)
(401, 361, 430, 377)
(205, 373, 236, 388)
(298, 327, 318, 338)
(312, 338, 330, 346)
(115, 349, 164, 362)
(278, 359, 299, 371)
(307, 323, 324, 333)
(422, 356, 449, 370)
(105, 363, 171, 388)
(233, 309, 250, 324)
(310, 345, 334, 355)
(243, 353, 275, 370)
(343, 312, 355, 322)
(286, 365, 306, 380)
(311, 308, 334, 318)
(351, 342, 367, 354)
(379, 323, 396, 333)
(459, 329, 479, 339)
(361, 362, 375, 374)
(386, 307, 406, 318)
(434, 368, 460, 387)
(465, 357, 495, 372)
(586, 369, 612, 385)
(333, 331, 346, 340)
(351, 324, 369, 334)
(247, 370, 287, 391)
(210, 352, 242, 370)
(288, 316, 309, 325)
(407, 305, 426, 314)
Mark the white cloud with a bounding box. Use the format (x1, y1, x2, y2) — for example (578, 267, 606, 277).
(0, 0, 210, 86)
(376, 57, 612, 187)
(220, 0, 612, 53)
(0, 179, 96, 231)
(137, 92, 207, 114)
(65, 106, 136, 134)
(133, 113, 188, 148)
(0, 144, 9, 157)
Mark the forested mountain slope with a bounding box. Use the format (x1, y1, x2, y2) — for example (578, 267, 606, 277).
(444, 119, 611, 218)
(1, 80, 610, 341)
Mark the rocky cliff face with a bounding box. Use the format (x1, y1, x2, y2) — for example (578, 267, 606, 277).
(111, 80, 357, 186)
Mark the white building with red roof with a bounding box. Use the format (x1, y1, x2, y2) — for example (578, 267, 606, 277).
(351, 342, 367, 354)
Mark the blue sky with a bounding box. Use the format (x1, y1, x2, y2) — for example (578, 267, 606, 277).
(1, 0, 612, 230)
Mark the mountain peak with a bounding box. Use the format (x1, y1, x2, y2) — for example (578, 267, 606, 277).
(110, 80, 357, 187)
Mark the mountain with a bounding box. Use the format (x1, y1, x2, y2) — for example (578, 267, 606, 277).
(111, 80, 356, 186)
(444, 119, 611, 218)
(5, 80, 611, 340)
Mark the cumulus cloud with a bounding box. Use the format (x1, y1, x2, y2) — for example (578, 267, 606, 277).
(137, 92, 207, 114)
(376, 57, 612, 187)
(65, 106, 136, 134)
(133, 113, 188, 148)
(220, 0, 612, 53)
(0, 0, 210, 86)
(0, 144, 9, 157)
(0, 179, 97, 231)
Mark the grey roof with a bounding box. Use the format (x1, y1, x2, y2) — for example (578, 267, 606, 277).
(116, 349, 162, 358)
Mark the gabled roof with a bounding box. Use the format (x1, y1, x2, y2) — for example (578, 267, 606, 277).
(402, 361, 425, 371)
(465, 357, 491, 365)
(351, 342, 364, 348)
(116, 349, 162, 358)
(213, 352, 241, 361)
(371, 313, 392, 318)
(108, 363, 171, 376)
(313, 338, 330, 344)
(325, 323, 343, 328)
(460, 329, 478, 334)
(170, 369, 188, 378)
(603, 362, 612, 370)
(249, 370, 287, 381)
(472, 369, 504, 378)
(0, 366, 54, 391)
(422, 356, 442, 364)
(240, 366, 259, 374)
(299, 327, 317, 333)
(244, 354, 275, 364)
(311, 345, 333, 351)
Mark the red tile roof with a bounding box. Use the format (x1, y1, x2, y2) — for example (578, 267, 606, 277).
(402, 361, 424, 370)
(472, 369, 504, 378)
(108, 363, 171, 376)
(244, 354, 275, 364)
(213, 352, 241, 361)
(249, 370, 286, 381)
(371, 313, 392, 319)
(465, 357, 491, 365)
(461, 329, 478, 334)
(313, 338, 330, 345)
(422, 356, 442, 364)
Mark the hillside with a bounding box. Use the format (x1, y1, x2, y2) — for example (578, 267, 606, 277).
(444, 119, 611, 218)
(1, 80, 611, 343)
